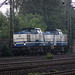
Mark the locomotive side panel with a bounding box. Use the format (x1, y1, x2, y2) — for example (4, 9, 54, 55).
(54, 35, 61, 45)
(44, 34, 54, 46)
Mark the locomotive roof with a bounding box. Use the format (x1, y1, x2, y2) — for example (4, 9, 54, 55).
(22, 28, 35, 30)
(45, 29, 61, 31)
(14, 28, 42, 34)
(22, 28, 41, 30)
(44, 29, 63, 35)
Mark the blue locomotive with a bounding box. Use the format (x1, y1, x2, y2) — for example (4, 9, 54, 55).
(13, 28, 68, 55)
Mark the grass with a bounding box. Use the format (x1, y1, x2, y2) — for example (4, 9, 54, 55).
(45, 53, 54, 59)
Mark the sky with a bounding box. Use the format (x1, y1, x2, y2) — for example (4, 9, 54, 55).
(0, 0, 75, 15)
(0, 0, 10, 15)
(72, 0, 75, 2)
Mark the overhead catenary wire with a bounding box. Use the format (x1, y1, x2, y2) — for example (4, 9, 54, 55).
(0, 0, 7, 8)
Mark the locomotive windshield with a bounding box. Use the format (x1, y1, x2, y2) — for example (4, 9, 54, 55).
(52, 30, 58, 34)
(56, 29, 63, 34)
(58, 31, 63, 34)
(37, 29, 42, 33)
(31, 29, 36, 33)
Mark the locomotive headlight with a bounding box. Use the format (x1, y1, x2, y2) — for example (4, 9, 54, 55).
(14, 43, 16, 46)
(24, 42, 26, 45)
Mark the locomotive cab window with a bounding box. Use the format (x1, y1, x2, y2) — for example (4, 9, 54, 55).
(37, 29, 42, 33)
(31, 29, 36, 33)
(59, 31, 63, 34)
(52, 30, 58, 34)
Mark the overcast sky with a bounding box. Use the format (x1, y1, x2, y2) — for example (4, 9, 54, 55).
(0, 0, 10, 15)
(0, 0, 75, 15)
(72, 0, 75, 2)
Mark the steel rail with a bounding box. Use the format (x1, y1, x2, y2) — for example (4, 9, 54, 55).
(0, 53, 75, 61)
(0, 56, 44, 61)
(0, 60, 75, 72)
(0, 57, 75, 65)
(40, 69, 75, 75)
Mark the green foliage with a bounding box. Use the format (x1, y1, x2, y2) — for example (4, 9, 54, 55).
(15, 0, 68, 33)
(50, 69, 56, 72)
(45, 53, 54, 59)
(14, 0, 69, 34)
(14, 13, 46, 32)
(0, 12, 9, 38)
(1, 43, 13, 57)
(67, 50, 71, 53)
(28, 73, 39, 75)
(28, 73, 33, 75)
(0, 0, 73, 38)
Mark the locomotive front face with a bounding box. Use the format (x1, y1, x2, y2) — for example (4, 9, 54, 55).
(13, 33, 27, 47)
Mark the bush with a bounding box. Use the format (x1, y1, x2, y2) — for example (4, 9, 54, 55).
(1, 43, 13, 57)
(28, 73, 39, 75)
(28, 73, 33, 75)
(50, 69, 56, 72)
(45, 53, 54, 59)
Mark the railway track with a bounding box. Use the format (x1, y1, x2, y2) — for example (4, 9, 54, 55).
(0, 56, 39, 61)
(0, 57, 75, 72)
(0, 53, 75, 62)
(0, 60, 75, 71)
(41, 69, 75, 75)
(0, 53, 75, 63)
(0, 57, 75, 65)
(0, 56, 45, 63)
(0, 53, 75, 74)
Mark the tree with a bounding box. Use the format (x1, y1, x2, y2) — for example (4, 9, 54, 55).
(0, 12, 9, 38)
(2, 43, 13, 57)
(13, 0, 68, 31)
(13, 0, 72, 36)
(14, 13, 46, 32)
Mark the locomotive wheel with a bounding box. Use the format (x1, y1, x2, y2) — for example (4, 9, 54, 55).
(61, 47, 65, 54)
(51, 49, 54, 54)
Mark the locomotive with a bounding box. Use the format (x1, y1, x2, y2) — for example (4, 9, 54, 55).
(13, 28, 68, 55)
